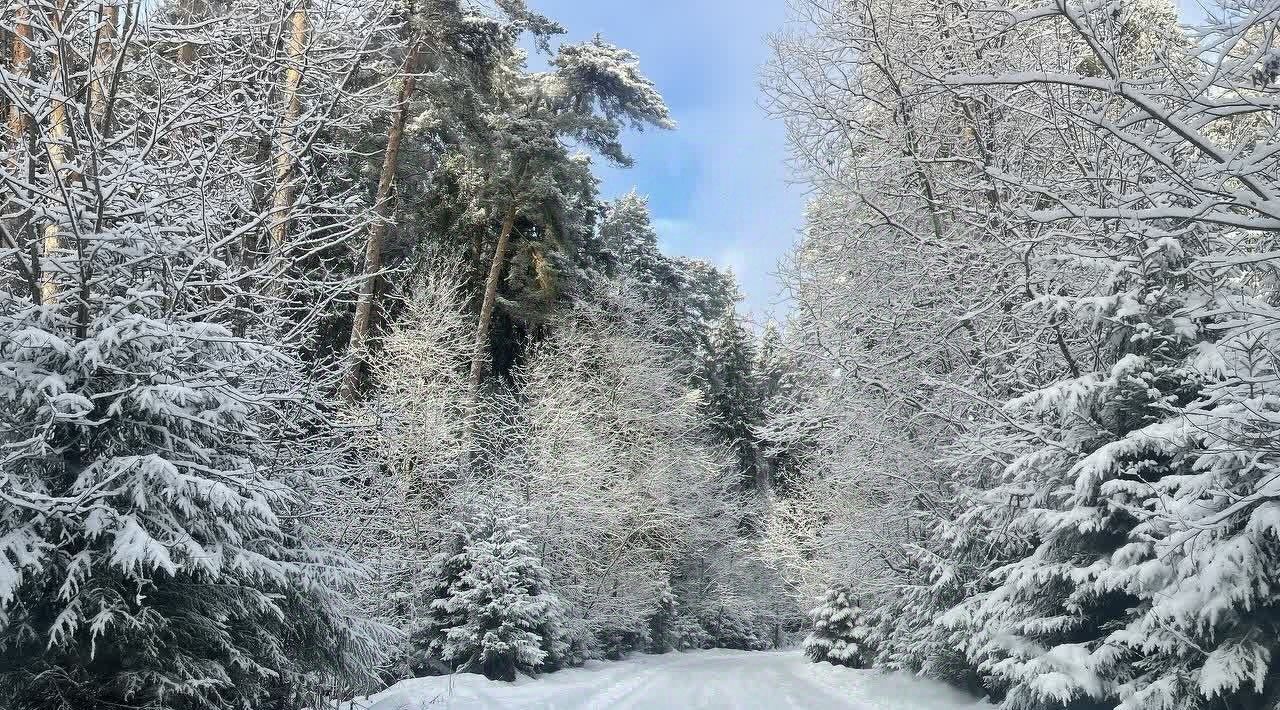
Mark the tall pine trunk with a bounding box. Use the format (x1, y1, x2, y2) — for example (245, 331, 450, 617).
(5, 1, 31, 140)
(176, 0, 201, 64)
(3, 0, 39, 303)
(468, 199, 520, 388)
(268, 3, 307, 259)
(89, 1, 117, 129)
(342, 39, 424, 401)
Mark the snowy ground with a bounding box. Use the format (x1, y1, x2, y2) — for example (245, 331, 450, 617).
(342, 649, 989, 709)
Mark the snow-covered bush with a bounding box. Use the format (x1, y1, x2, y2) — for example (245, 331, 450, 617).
(670, 612, 715, 651)
(693, 607, 774, 652)
(599, 627, 651, 661)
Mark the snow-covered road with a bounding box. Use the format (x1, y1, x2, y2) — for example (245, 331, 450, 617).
(345, 649, 988, 709)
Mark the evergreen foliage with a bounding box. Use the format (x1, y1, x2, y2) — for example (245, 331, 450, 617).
(803, 587, 871, 668)
(0, 255, 385, 710)
(416, 513, 568, 682)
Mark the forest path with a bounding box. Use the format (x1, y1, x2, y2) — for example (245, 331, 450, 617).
(346, 649, 989, 709)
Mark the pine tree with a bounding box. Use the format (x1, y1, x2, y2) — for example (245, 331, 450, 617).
(467, 34, 674, 386)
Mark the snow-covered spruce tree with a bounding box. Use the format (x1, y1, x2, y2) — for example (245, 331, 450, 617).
(420, 512, 568, 681)
(703, 310, 765, 491)
(408, 522, 473, 676)
(765, 1, 1280, 708)
(1113, 309, 1280, 710)
(0, 299, 389, 709)
(644, 572, 718, 654)
(804, 586, 872, 668)
(845, 426, 1038, 693)
(896, 2, 1280, 707)
(646, 574, 679, 654)
(936, 231, 1222, 710)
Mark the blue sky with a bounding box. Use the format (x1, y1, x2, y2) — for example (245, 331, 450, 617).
(529, 0, 803, 319)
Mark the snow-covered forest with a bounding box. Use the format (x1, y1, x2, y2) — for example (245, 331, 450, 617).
(4, 0, 1280, 708)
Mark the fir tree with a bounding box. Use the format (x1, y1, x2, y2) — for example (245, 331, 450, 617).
(0, 299, 386, 709)
(408, 523, 473, 676)
(940, 237, 1220, 709)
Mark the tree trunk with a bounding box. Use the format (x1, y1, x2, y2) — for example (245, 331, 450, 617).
(341, 39, 424, 401)
(5, 2, 31, 140)
(89, 1, 117, 129)
(268, 3, 307, 258)
(176, 0, 201, 64)
(41, 0, 71, 306)
(3, 2, 39, 304)
(468, 200, 520, 388)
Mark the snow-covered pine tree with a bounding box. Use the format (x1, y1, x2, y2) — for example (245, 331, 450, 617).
(803, 586, 872, 668)
(467, 33, 674, 387)
(425, 512, 568, 681)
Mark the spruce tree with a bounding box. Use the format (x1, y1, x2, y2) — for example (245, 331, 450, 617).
(647, 575, 679, 654)
(704, 311, 764, 489)
(804, 586, 871, 668)
(0, 301, 385, 709)
(423, 513, 568, 681)
(940, 237, 1217, 709)
(408, 523, 473, 676)
(0, 5, 388, 700)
